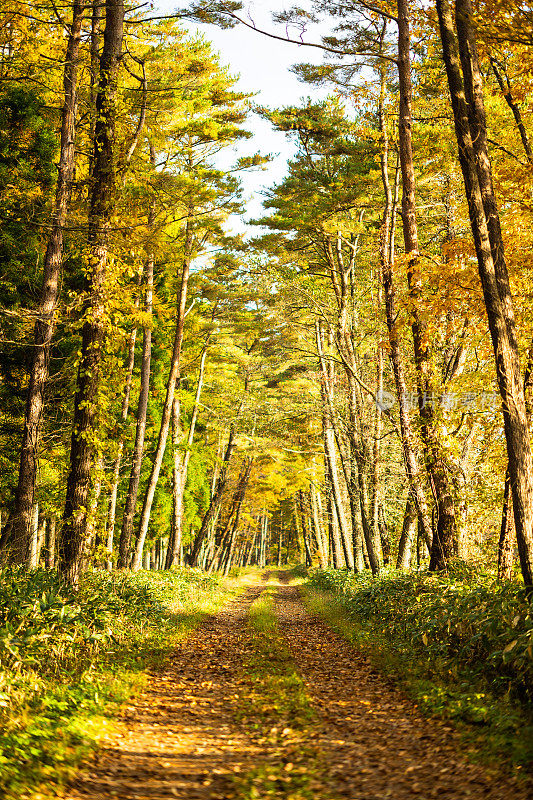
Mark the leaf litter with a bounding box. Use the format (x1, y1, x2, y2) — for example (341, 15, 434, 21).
(64, 576, 531, 800)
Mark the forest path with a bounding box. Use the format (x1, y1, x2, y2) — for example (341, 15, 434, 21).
(66, 583, 267, 800)
(66, 575, 530, 800)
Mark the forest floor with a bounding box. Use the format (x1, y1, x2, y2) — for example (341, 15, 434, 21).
(65, 571, 532, 800)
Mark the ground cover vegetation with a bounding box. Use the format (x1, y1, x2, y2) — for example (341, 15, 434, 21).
(1, 0, 533, 791)
(0, 567, 235, 799)
(307, 567, 533, 770)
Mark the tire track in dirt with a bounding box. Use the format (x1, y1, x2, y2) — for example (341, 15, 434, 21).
(274, 583, 531, 800)
(66, 585, 264, 800)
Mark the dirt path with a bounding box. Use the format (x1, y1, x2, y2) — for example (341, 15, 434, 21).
(66, 578, 531, 800)
(67, 586, 265, 799)
(275, 583, 530, 800)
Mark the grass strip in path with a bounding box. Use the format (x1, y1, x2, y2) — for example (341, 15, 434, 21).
(231, 580, 333, 800)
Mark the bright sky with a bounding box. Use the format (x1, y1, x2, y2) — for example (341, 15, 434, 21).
(157, 2, 328, 231)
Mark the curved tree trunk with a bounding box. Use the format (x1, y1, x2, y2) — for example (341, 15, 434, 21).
(132, 214, 194, 571)
(188, 426, 237, 567)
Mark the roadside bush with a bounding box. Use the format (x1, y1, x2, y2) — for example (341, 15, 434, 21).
(309, 567, 533, 704)
(0, 566, 230, 799)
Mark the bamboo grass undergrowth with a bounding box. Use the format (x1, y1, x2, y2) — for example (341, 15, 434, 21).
(304, 570, 533, 778)
(0, 567, 239, 800)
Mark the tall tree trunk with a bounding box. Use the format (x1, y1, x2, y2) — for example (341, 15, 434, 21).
(397, 0, 457, 571)
(498, 468, 515, 580)
(44, 516, 56, 570)
(316, 323, 354, 568)
(397, 497, 417, 570)
(310, 483, 327, 567)
(220, 459, 252, 575)
(117, 253, 154, 568)
(298, 491, 313, 567)
(28, 505, 39, 569)
(188, 426, 237, 566)
(243, 527, 257, 567)
(84, 453, 104, 567)
(436, 0, 533, 588)
(132, 214, 194, 571)
(327, 482, 343, 568)
(370, 323, 383, 552)
(165, 396, 183, 569)
(60, 0, 124, 584)
(376, 62, 433, 554)
(104, 322, 137, 567)
(166, 344, 208, 569)
(378, 504, 391, 565)
(3, 1, 84, 563)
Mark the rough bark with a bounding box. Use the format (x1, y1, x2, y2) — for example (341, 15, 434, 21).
(437, 0, 533, 588)
(4, 1, 84, 563)
(396, 497, 417, 569)
(60, 0, 124, 584)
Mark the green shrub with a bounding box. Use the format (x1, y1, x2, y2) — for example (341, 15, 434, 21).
(0, 566, 230, 798)
(309, 568, 533, 704)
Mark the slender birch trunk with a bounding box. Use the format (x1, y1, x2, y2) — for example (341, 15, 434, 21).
(44, 516, 56, 569)
(397, 497, 417, 570)
(132, 214, 194, 571)
(316, 324, 354, 568)
(117, 253, 153, 567)
(166, 344, 208, 569)
(104, 323, 137, 563)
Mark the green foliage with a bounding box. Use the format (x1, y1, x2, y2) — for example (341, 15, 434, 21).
(309, 568, 533, 701)
(0, 567, 232, 798)
(0, 85, 56, 507)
